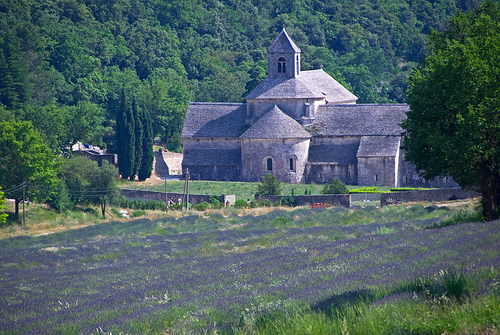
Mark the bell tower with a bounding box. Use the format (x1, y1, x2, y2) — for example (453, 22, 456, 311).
(267, 28, 301, 79)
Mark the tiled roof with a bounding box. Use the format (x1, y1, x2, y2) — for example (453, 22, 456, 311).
(245, 69, 357, 103)
(357, 136, 401, 157)
(240, 106, 312, 139)
(308, 142, 359, 164)
(181, 103, 247, 138)
(182, 149, 241, 166)
(316, 104, 408, 136)
(267, 28, 301, 54)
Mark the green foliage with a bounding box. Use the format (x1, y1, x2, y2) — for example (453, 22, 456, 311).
(0, 121, 59, 220)
(111, 196, 166, 211)
(0, 187, 7, 224)
(257, 174, 282, 196)
(322, 178, 349, 194)
(59, 156, 119, 217)
(279, 196, 297, 207)
(209, 195, 222, 209)
(403, 1, 500, 221)
(234, 199, 248, 208)
(193, 202, 210, 211)
(430, 208, 485, 229)
(349, 186, 379, 193)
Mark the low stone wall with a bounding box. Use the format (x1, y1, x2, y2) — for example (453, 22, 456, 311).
(380, 188, 479, 206)
(120, 189, 224, 205)
(255, 194, 351, 208)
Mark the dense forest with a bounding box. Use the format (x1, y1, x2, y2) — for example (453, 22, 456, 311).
(0, 0, 485, 153)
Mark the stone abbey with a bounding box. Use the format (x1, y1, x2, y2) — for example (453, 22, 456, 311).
(181, 28, 453, 188)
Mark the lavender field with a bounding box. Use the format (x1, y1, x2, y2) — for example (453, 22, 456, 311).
(1, 204, 500, 334)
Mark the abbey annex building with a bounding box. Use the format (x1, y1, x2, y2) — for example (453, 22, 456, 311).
(181, 29, 454, 188)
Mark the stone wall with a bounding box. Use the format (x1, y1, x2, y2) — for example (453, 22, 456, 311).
(255, 194, 351, 208)
(380, 188, 479, 206)
(120, 189, 224, 205)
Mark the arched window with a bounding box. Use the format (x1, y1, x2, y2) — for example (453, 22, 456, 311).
(267, 158, 273, 171)
(246, 156, 252, 171)
(277, 57, 286, 73)
(296, 55, 299, 75)
(290, 156, 296, 172)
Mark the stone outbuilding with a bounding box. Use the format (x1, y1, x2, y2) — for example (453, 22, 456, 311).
(181, 28, 456, 188)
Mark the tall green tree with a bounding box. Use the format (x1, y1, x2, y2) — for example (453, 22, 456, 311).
(138, 108, 154, 181)
(132, 96, 143, 179)
(402, 1, 500, 221)
(115, 88, 135, 179)
(0, 121, 59, 220)
(256, 173, 282, 196)
(0, 32, 29, 110)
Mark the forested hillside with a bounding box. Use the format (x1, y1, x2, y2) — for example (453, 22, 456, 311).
(0, 0, 484, 153)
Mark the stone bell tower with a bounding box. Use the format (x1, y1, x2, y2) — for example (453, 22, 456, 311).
(267, 28, 301, 79)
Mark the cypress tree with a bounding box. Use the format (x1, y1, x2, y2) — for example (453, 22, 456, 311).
(132, 97, 143, 179)
(116, 88, 135, 180)
(138, 109, 154, 181)
(115, 88, 127, 178)
(125, 100, 135, 180)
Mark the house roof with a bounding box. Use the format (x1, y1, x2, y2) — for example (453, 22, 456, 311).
(308, 142, 359, 164)
(240, 106, 311, 139)
(357, 136, 401, 157)
(181, 103, 247, 138)
(315, 104, 408, 136)
(245, 69, 357, 103)
(267, 28, 301, 54)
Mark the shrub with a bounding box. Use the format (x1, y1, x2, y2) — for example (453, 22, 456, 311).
(257, 173, 282, 195)
(209, 196, 222, 209)
(279, 196, 297, 207)
(350, 186, 379, 193)
(132, 209, 146, 217)
(322, 178, 349, 194)
(260, 199, 273, 207)
(194, 202, 209, 211)
(234, 199, 247, 208)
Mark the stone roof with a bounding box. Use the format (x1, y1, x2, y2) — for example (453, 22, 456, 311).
(308, 142, 359, 164)
(356, 136, 401, 157)
(181, 103, 247, 138)
(267, 28, 301, 54)
(240, 106, 312, 139)
(315, 104, 408, 136)
(182, 149, 241, 166)
(245, 69, 357, 103)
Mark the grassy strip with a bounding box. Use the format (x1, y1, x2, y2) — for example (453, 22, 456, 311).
(230, 268, 500, 334)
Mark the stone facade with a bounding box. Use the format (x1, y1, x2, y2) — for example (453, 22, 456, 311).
(181, 28, 457, 188)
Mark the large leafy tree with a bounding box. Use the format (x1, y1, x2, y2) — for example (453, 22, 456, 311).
(59, 156, 119, 218)
(402, 1, 500, 221)
(0, 121, 59, 220)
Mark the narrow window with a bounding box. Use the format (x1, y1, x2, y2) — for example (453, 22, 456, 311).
(290, 157, 296, 172)
(296, 55, 299, 75)
(278, 57, 286, 73)
(374, 174, 378, 182)
(267, 158, 273, 171)
(246, 156, 252, 171)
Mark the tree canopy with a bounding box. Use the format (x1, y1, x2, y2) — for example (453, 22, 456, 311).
(0, 121, 59, 220)
(402, 1, 500, 221)
(257, 173, 282, 196)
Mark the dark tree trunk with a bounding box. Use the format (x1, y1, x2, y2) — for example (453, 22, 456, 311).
(101, 199, 106, 218)
(481, 166, 497, 222)
(14, 198, 20, 221)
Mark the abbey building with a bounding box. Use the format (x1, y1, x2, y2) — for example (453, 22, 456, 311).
(181, 28, 453, 188)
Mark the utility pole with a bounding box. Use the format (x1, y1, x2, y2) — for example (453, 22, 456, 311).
(185, 168, 190, 211)
(22, 183, 25, 226)
(165, 177, 168, 213)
